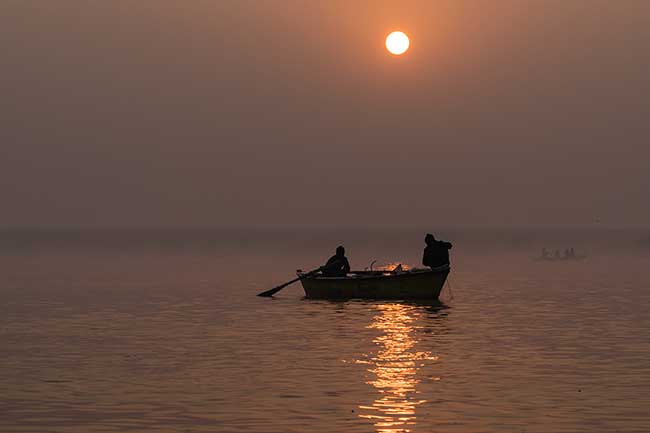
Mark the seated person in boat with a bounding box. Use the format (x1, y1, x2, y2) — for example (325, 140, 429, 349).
(320, 246, 351, 277)
(423, 233, 453, 268)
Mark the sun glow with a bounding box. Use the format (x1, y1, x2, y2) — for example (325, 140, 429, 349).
(385, 31, 410, 56)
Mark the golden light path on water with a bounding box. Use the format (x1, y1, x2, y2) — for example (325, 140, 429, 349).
(357, 304, 439, 433)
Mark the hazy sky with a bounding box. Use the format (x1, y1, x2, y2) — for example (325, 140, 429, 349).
(2, 1, 649, 228)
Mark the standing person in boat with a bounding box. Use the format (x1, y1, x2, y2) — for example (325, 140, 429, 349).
(320, 246, 351, 277)
(423, 233, 453, 268)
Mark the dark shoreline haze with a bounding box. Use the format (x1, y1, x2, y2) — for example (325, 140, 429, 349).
(2, 226, 649, 256)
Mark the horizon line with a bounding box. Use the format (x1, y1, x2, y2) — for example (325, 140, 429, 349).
(1, 224, 649, 231)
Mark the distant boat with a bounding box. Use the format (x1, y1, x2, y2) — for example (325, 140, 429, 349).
(298, 265, 449, 300)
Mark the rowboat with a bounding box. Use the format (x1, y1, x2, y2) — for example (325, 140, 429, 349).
(298, 265, 450, 300)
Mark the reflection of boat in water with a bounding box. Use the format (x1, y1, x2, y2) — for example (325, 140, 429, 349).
(533, 255, 587, 262)
(298, 266, 449, 300)
(357, 303, 443, 433)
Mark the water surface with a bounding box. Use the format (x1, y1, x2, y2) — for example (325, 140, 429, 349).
(1, 228, 649, 432)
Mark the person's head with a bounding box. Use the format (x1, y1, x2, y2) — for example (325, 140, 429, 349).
(336, 246, 345, 257)
(425, 233, 435, 245)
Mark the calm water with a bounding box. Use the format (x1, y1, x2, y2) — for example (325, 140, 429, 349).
(1, 228, 650, 432)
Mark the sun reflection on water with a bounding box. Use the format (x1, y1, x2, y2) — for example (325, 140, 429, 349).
(357, 304, 439, 433)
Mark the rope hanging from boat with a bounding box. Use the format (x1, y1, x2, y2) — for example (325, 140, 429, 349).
(445, 275, 455, 301)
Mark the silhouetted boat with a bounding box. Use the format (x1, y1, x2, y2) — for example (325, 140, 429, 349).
(298, 266, 450, 300)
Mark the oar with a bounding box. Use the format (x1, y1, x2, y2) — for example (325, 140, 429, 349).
(257, 268, 321, 297)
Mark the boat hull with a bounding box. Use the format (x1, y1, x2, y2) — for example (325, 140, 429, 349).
(300, 267, 449, 300)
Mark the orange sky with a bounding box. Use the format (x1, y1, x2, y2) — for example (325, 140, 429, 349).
(1, 1, 649, 227)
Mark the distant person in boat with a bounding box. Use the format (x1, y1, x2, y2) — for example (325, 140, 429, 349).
(570, 247, 575, 258)
(320, 246, 351, 277)
(554, 250, 561, 260)
(564, 248, 571, 259)
(423, 233, 453, 268)
(541, 248, 550, 259)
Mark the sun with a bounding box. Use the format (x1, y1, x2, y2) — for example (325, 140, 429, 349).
(386, 31, 410, 56)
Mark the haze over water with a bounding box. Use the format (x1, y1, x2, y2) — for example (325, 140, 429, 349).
(2, 227, 650, 432)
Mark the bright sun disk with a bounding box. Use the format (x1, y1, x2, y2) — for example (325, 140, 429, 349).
(386, 31, 410, 55)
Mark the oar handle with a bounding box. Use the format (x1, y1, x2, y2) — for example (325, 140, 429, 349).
(257, 268, 321, 297)
(275, 276, 302, 290)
